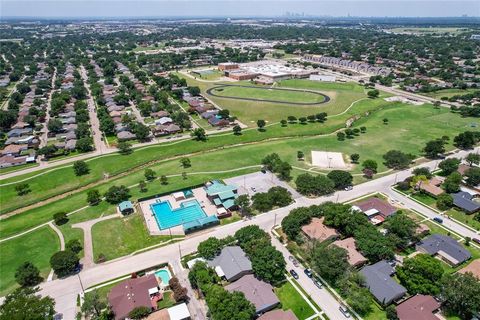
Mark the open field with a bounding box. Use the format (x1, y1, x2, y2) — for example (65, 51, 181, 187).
(0, 103, 476, 240)
(0, 226, 60, 296)
(422, 88, 480, 99)
(207, 84, 329, 105)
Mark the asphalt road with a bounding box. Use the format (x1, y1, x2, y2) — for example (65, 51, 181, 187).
(39, 146, 479, 319)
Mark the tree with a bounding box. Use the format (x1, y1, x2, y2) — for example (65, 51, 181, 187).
(443, 172, 462, 193)
(144, 168, 156, 181)
(436, 193, 453, 210)
(438, 158, 461, 175)
(312, 243, 349, 285)
(466, 153, 480, 166)
(441, 272, 480, 320)
(53, 212, 68, 225)
(160, 175, 168, 185)
(132, 123, 150, 142)
(383, 118, 389, 125)
(383, 212, 417, 249)
(50, 250, 79, 277)
(413, 167, 432, 179)
(76, 137, 94, 153)
(205, 285, 256, 320)
(281, 207, 313, 240)
(47, 118, 63, 132)
(37, 145, 58, 159)
(257, 119, 266, 130)
(73, 160, 89, 176)
(360, 126, 367, 133)
(261, 153, 281, 171)
(465, 167, 480, 187)
(234, 194, 251, 216)
(383, 150, 415, 169)
(169, 277, 188, 302)
(187, 86, 201, 96)
(128, 306, 151, 319)
(251, 192, 273, 212)
(299, 117, 307, 124)
(316, 112, 328, 122)
(354, 225, 395, 262)
(454, 131, 478, 149)
(275, 161, 292, 181)
(232, 125, 242, 135)
(386, 305, 399, 320)
(180, 157, 191, 168)
(15, 262, 42, 287)
(198, 237, 223, 259)
(362, 159, 378, 172)
(66, 239, 82, 255)
(188, 261, 219, 292)
(337, 132, 345, 141)
(297, 151, 304, 160)
(234, 226, 269, 248)
(327, 170, 353, 189)
(117, 141, 132, 155)
(15, 183, 31, 196)
(424, 139, 446, 158)
(191, 128, 206, 141)
(398, 254, 444, 295)
(81, 289, 105, 319)
(367, 89, 379, 98)
(280, 119, 287, 126)
(87, 189, 101, 206)
(0, 287, 55, 320)
(295, 173, 335, 196)
(104, 185, 130, 204)
(350, 153, 360, 163)
(138, 180, 147, 192)
(249, 242, 286, 285)
(287, 116, 297, 123)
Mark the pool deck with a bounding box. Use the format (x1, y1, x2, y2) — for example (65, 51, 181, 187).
(139, 186, 218, 236)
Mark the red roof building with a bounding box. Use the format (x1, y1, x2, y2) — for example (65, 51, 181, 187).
(396, 295, 441, 320)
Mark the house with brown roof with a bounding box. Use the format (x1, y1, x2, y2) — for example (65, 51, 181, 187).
(417, 177, 444, 197)
(258, 309, 298, 320)
(225, 274, 279, 315)
(396, 295, 441, 320)
(301, 217, 339, 242)
(1, 144, 28, 156)
(457, 164, 471, 176)
(108, 274, 162, 320)
(352, 197, 397, 225)
(458, 259, 480, 279)
(331, 237, 367, 267)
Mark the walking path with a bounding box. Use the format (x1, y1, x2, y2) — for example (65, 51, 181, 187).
(72, 213, 121, 268)
(46, 221, 65, 282)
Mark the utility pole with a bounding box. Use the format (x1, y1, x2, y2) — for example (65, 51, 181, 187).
(77, 273, 85, 294)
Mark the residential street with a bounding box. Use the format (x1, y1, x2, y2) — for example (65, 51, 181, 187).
(39, 146, 479, 320)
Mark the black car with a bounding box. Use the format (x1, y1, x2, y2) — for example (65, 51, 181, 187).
(304, 268, 313, 278)
(289, 269, 299, 279)
(473, 238, 480, 245)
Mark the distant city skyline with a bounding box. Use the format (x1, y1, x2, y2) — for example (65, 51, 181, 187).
(1, 1, 479, 19)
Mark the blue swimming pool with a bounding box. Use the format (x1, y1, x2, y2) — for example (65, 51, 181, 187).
(151, 200, 207, 230)
(155, 269, 171, 285)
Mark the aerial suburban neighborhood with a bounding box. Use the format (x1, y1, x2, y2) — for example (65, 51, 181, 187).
(0, 2, 480, 320)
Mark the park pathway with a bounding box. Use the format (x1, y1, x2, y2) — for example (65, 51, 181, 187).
(72, 213, 121, 269)
(46, 221, 65, 282)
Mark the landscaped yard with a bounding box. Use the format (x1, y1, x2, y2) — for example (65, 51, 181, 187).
(444, 208, 480, 231)
(275, 280, 316, 319)
(91, 213, 174, 262)
(157, 291, 176, 309)
(0, 226, 60, 296)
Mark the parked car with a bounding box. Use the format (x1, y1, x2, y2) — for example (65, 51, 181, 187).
(313, 277, 323, 289)
(304, 268, 313, 278)
(433, 217, 443, 223)
(289, 269, 299, 279)
(339, 304, 351, 318)
(473, 237, 480, 245)
(344, 186, 353, 191)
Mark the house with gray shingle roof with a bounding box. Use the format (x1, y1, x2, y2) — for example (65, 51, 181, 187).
(207, 246, 252, 282)
(451, 191, 480, 214)
(416, 234, 471, 266)
(360, 260, 407, 305)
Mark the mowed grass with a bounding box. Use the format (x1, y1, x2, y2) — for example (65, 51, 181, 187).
(91, 213, 173, 262)
(422, 88, 480, 99)
(275, 280, 316, 319)
(0, 226, 60, 296)
(209, 85, 327, 104)
(0, 103, 475, 240)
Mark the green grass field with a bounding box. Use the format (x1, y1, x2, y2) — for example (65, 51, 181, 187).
(422, 88, 480, 99)
(91, 214, 172, 262)
(0, 226, 60, 296)
(275, 281, 316, 319)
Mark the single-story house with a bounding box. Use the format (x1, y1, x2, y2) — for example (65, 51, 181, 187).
(1, 144, 28, 156)
(7, 128, 32, 138)
(208, 117, 230, 127)
(156, 117, 173, 125)
(458, 259, 480, 279)
(153, 124, 182, 136)
(65, 139, 77, 151)
(258, 309, 298, 320)
(360, 260, 407, 305)
(416, 234, 471, 266)
(151, 111, 170, 119)
(118, 201, 134, 215)
(207, 246, 252, 282)
(352, 197, 397, 225)
(108, 274, 162, 320)
(301, 217, 339, 242)
(331, 237, 368, 267)
(396, 295, 441, 320)
(117, 131, 136, 141)
(416, 177, 444, 197)
(451, 191, 480, 214)
(457, 164, 471, 176)
(225, 275, 279, 315)
(0, 155, 28, 168)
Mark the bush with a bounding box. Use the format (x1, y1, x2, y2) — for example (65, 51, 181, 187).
(66, 239, 83, 254)
(128, 306, 151, 319)
(53, 212, 68, 225)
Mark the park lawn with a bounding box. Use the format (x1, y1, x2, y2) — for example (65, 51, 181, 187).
(209, 85, 327, 104)
(0, 226, 60, 296)
(444, 208, 480, 231)
(0, 162, 39, 174)
(422, 88, 479, 99)
(275, 281, 316, 319)
(91, 213, 172, 262)
(1, 103, 475, 239)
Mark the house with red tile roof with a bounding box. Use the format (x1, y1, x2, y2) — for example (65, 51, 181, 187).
(396, 295, 441, 320)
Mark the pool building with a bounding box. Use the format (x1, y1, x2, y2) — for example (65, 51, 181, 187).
(140, 180, 238, 236)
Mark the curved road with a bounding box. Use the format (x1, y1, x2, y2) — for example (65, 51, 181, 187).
(206, 83, 330, 105)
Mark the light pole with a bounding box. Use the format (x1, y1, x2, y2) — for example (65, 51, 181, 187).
(178, 244, 182, 258)
(77, 273, 85, 295)
(273, 212, 277, 228)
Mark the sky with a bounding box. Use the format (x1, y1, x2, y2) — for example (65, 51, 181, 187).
(1, 0, 479, 18)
